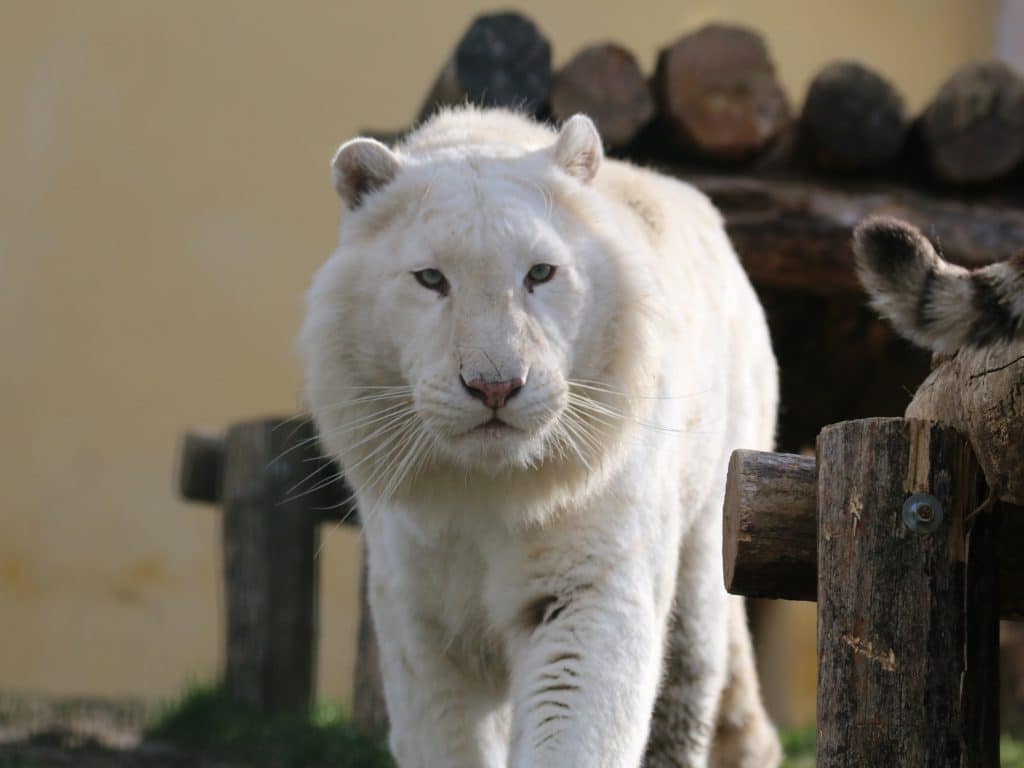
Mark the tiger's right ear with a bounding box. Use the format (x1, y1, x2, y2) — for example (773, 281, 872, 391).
(331, 138, 400, 210)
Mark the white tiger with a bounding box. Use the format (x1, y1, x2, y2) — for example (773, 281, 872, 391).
(300, 107, 781, 768)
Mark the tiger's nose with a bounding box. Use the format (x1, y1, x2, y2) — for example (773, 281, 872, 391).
(460, 376, 525, 409)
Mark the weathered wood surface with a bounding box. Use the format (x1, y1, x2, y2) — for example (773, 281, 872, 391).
(816, 418, 998, 766)
(906, 340, 1024, 506)
(549, 43, 653, 150)
(654, 24, 790, 160)
(723, 450, 816, 601)
(801, 61, 908, 172)
(417, 11, 551, 122)
(686, 175, 1020, 292)
(722, 448, 1024, 618)
(220, 419, 327, 714)
(922, 60, 1024, 184)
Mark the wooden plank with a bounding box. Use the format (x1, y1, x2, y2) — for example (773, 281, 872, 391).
(816, 418, 997, 766)
(685, 175, 1020, 293)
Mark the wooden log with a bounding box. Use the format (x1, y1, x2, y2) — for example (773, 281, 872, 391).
(684, 174, 1021, 292)
(220, 418, 330, 714)
(178, 430, 223, 503)
(801, 61, 908, 172)
(654, 24, 790, 161)
(352, 552, 389, 737)
(816, 418, 998, 766)
(722, 448, 1024, 619)
(906, 339, 1024, 506)
(921, 60, 1024, 184)
(549, 43, 653, 150)
(723, 450, 816, 601)
(417, 12, 551, 123)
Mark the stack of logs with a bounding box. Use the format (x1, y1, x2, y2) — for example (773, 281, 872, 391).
(408, 11, 1024, 188)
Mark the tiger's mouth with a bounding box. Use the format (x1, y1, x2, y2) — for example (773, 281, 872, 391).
(470, 415, 519, 435)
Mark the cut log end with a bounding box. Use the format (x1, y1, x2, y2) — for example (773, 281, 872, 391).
(801, 61, 908, 172)
(418, 12, 552, 122)
(922, 60, 1024, 184)
(549, 43, 654, 150)
(179, 430, 224, 503)
(655, 24, 791, 161)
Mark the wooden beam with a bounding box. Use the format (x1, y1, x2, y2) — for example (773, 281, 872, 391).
(685, 175, 1021, 292)
(723, 447, 1024, 619)
(220, 418, 327, 714)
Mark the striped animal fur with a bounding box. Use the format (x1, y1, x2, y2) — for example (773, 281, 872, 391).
(853, 216, 1024, 354)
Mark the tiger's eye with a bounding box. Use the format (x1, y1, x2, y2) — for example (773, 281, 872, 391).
(413, 268, 449, 295)
(526, 263, 556, 289)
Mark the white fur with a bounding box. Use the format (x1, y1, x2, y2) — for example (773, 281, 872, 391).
(301, 108, 779, 768)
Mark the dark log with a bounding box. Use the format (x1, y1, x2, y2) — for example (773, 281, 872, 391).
(684, 174, 1022, 292)
(723, 450, 816, 601)
(801, 61, 908, 172)
(921, 60, 1024, 184)
(722, 448, 1024, 619)
(549, 43, 653, 150)
(352, 551, 389, 737)
(417, 12, 551, 123)
(221, 418, 329, 714)
(654, 24, 790, 161)
(178, 430, 223, 503)
(816, 418, 998, 766)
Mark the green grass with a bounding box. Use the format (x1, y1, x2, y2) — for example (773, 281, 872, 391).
(147, 686, 1024, 767)
(146, 685, 394, 768)
(779, 726, 1024, 767)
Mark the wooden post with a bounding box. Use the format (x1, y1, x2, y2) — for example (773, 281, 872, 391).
(816, 418, 998, 766)
(352, 551, 389, 736)
(219, 418, 332, 714)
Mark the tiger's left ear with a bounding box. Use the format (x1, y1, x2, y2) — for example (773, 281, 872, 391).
(553, 114, 603, 184)
(332, 138, 400, 210)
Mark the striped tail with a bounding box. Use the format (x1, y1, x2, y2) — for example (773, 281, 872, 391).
(853, 216, 1024, 354)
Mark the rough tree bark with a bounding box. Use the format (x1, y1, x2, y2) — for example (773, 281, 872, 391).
(816, 418, 998, 767)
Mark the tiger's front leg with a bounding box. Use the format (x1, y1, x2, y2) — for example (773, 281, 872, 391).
(505, 567, 667, 768)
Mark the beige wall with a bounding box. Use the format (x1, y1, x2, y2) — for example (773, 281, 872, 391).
(0, 1, 995, 708)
